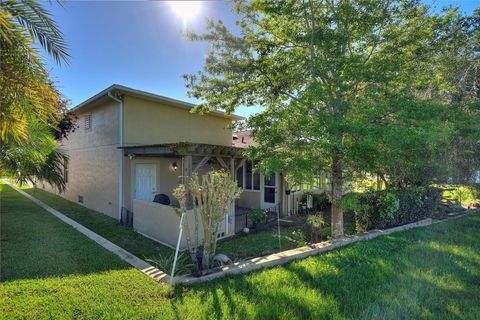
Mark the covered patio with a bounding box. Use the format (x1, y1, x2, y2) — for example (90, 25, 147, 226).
(120, 142, 249, 248)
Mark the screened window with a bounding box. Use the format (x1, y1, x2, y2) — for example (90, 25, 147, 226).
(243, 161, 260, 191)
(245, 162, 252, 189)
(236, 165, 243, 188)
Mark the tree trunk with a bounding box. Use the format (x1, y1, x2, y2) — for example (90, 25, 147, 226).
(202, 230, 212, 270)
(331, 153, 344, 238)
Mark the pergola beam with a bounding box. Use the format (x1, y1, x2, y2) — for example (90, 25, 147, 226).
(192, 156, 211, 173)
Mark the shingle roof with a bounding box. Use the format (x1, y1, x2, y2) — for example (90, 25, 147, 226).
(232, 130, 256, 148)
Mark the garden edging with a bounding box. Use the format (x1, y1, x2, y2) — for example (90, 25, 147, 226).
(9, 181, 459, 287)
(174, 218, 434, 284)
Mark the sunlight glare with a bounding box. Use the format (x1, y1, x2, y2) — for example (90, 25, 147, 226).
(169, 1, 201, 27)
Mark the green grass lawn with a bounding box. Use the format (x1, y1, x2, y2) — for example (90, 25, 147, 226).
(18, 185, 357, 264)
(19, 185, 175, 269)
(2, 182, 480, 319)
(439, 184, 479, 206)
(217, 214, 356, 261)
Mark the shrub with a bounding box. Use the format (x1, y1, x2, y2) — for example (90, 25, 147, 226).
(342, 187, 442, 233)
(305, 214, 325, 242)
(290, 229, 306, 247)
(248, 208, 267, 224)
(146, 252, 194, 275)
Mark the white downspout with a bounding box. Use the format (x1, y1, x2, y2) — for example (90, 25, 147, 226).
(108, 91, 124, 221)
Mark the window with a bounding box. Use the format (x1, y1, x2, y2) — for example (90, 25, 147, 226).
(236, 165, 243, 188)
(63, 159, 68, 183)
(245, 162, 252, 189)
(84, 113, 92, 130)
(242, 161, 260, 191)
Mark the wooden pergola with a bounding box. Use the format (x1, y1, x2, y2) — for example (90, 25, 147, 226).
(120, 142, 248, 182)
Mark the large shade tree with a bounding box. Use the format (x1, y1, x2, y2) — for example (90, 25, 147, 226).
(184, 0, 464, 237)
(0, 0, 71, 190)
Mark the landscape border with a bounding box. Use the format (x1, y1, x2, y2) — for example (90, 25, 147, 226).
(7, 180, 459, 285)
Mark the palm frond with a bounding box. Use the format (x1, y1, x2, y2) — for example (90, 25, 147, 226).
(2, 0, 69, 64)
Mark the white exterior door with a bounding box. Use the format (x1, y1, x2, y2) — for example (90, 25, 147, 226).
(261, 172, 279, 209)
(134, 164, 156, 202)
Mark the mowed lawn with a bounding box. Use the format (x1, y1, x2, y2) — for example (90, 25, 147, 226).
(20, 185, 174, 263)
(1, 183, 480, 319)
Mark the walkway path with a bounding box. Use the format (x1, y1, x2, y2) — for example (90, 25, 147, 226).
(6, 181, 168, 283)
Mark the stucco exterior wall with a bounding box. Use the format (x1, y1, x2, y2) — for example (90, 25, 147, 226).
(124, 156, 183, 211)
(133, 198, 236, 249)
(44, 100, 120, 218)
(236, 191, 261, 209)
(133, 199, 200, 249)
(123, 96, 232, 146)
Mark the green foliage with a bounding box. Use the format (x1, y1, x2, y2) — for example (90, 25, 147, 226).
(290, 229, 306, 247)
(146, 252, 194, 276)
(174, 170, 242, 270)
(440, 184, 480, 206)
(343, 187, 442, 232)
(4, 183, 480, 319)
(305, 214, 326, 243)
(185, 0, 480, 238)
(248, 208, 267, 224)
(0, 0, 71, 191)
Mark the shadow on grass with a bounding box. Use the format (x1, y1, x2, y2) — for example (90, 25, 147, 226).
(18, 186, 176, 271)
(1, 184, 132, 282)
(170, 213, 480, 319)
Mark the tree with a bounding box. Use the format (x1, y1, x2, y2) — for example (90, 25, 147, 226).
(185, 0, 448, 237)
(0, 0, 70, 190)
(174, 171, 241, 270)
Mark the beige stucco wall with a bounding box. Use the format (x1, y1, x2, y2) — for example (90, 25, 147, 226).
(123, 95, 232, 146)
(43, 92, 237, 227)
(133, 198, 237, 249)
(44, 100, 120, 218)
(237, 190, 261, 209)
(124, 156, 183, 210)
(133, 199, 198, 249)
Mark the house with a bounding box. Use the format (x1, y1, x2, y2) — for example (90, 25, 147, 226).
(44, 84, 325, 248)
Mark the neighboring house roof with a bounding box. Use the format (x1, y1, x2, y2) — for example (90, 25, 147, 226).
(232, 130, 256, 148)
(70, 84, 244, 121)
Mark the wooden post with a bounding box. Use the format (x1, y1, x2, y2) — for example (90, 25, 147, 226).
(182, 155, 192, 182)
(229, 157, 236, 236)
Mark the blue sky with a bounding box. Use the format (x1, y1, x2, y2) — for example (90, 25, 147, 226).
(45, 0, 478, 118)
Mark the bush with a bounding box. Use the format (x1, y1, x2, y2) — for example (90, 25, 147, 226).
(301, 192, 331, 211)
(146, 252, 194, 275)
(290, 229, 307, 247)
(248, 208, 267, 224)
(342, 187, 442, 233)
(305, 214, 325, 243)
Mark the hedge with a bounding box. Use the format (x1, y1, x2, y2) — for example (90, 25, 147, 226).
(342, 187, 442, 233)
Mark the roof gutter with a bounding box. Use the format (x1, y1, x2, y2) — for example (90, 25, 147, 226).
(108, 91, 124, 222)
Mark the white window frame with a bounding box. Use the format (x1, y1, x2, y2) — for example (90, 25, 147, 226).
(238, 161, 260, 192)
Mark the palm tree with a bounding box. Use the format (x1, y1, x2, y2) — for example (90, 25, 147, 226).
(0, 0, 70, 191)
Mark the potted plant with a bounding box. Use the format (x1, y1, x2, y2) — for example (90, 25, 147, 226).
(249, 208, 267, 231)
